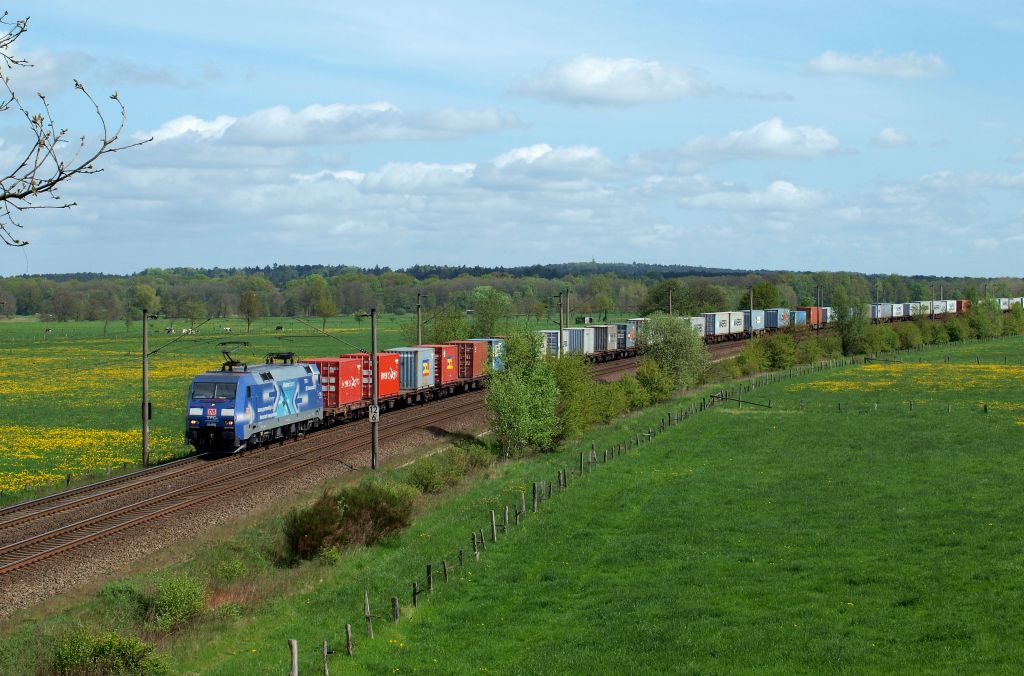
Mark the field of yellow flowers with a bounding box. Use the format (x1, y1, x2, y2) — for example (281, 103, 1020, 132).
(0, 316, 408, 499)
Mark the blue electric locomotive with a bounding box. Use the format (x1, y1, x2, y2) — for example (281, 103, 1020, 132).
(185, 358, 323, 452)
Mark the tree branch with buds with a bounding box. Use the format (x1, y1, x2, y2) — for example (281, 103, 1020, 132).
(0, 12, 149, 246)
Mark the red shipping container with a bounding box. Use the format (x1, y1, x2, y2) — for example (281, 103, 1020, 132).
(797, 306, 822, 326)
(419, 344, 459, 385)
(446, 340, 488, 379)
(301, 358, 362, 409)
(339, 352, 401, 399)
(956, 299, 970, 315)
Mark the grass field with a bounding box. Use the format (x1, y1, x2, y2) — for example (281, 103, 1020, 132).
(167, 337, 1024, 674)
(3, 337, 1020, 673)
(0, 313, 560, 499)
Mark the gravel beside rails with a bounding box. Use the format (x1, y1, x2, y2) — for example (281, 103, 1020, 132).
(0, 405, 492, 620)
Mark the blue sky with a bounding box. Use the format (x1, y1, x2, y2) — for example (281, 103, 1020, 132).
(1, 1, 1023, 276)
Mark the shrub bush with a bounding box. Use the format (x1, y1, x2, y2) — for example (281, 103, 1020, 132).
(283, 492, 343, 561)
(598, 381, 629, 421)
(616, 374, 650, 409)
(794, 336, 822, 364)
(213, 559, 245, 582)
(761, 333, 796, 369)
(635, 360, 674, 402)
(53, 627, 167, 675)
(146, 573, 206, 630)
(405, 456, 446, 493)
(337, 479, 417, 546)
(894, 322, 924, 349)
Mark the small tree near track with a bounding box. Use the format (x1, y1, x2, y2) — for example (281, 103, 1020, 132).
(635, 312, 711, 389)
(485, 331, 559, 455)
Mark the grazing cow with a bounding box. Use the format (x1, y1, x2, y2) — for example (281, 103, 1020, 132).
(43, 328, 52, 334)
(275, 325, 284, 331)
(222, 327, 232, 334)
(165, 327, 175, 334)
(182, 327, 195, 335)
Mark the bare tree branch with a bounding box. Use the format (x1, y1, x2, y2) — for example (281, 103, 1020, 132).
(0, 13, 150, 246)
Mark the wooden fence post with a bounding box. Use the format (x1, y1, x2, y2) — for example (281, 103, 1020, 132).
(412, 581, 419, 607)
(323, 640, 330, 676)
(459, 549, 465, 567)
(532, 483, 538, 512)
(479, 529, 486, 550)
(579, 452, 584, 476)
(603, 449, 608, 463)
(427, 564, 433, 592)
(520, 491, 526, 514)
(442, 560, 449, 582)
(472, 532, 479, 560)
(289, 639, 298, 676)
(503, 505, 509, 533)
(345, 625, 353, 657)
(364, 590, 374, 638)
(391, 596, 399, 622)
(490, 510, 498, 542)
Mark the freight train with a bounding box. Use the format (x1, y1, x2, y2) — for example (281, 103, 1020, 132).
(185, 339, 504, 452)
(186, 295, 1020, 452)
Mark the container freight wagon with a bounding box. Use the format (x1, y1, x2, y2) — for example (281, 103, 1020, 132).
(419, 344, 459, 385)
(797, 306, 823, 328)
(565, 327, 596, 354)
(448, 340, 490, 377)
(688, 317, 705, 337)
(702, 312, 729, 339)
(615, 324, 628, 349)
(300, 357, 362, 422)
(467, 338, 505, 371)
(186, 362, 323, 453)
(340, 352, 401, 400)
(870, 304, 893, 322)
(389, 347, 435, 391)
(625, 319, 647, 348)
(891, 304, 905, 320)
(822, 307, 835, 324)
(591, 325, 619, 352)
(903, 302, 922, 317)
(765, 308, 791, 329)
(793, 310, 807, 326)
(743, 310, 765, 334)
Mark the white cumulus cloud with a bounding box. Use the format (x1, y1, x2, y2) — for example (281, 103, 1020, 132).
(679, 117, 840, 160)
(680, 180, 827, 211)
(514, 56, 708, 105)
(142, 103, 519, 145)
(807, 50, 946, 78)
(870, 128, 912, 148)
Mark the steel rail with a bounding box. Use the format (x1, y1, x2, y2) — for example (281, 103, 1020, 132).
(0, 394, 486, 575)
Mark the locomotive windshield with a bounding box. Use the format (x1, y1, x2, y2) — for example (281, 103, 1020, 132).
(191, 382, 237, 400)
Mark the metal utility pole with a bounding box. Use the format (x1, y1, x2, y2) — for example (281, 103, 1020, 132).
(370, 307, 379, 470)
(416, 293, 423, 344)
(557, 292, 564, 357)
(142, 308, 150, 467)
(668, 288, 673, 315)
(564, 289, 571, 325)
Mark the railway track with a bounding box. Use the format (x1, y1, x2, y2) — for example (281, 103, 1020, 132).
(0, 393, 487, 576)
(0, 355, 646, 576)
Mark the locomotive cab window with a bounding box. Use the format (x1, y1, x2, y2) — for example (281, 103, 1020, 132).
(191, 382, 236, 400)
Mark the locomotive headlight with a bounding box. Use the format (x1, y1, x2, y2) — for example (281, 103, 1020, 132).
(225, 419, 234, 427)
(189, 419, 199, 426)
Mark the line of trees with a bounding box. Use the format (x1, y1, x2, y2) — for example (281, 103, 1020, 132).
(1, 265, 1021, 331)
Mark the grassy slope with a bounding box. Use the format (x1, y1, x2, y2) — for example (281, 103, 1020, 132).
(156, 337, 1024, 674)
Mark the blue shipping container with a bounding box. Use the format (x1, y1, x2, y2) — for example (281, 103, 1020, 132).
(793, 310, 807, 326)
(615, 324, 628, 349)
(388, 347, 435, 390)
(764, 308, 791, 329)
(743, 310, 765, 332)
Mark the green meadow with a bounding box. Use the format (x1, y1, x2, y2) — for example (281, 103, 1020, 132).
(4, 336, 1021, 673)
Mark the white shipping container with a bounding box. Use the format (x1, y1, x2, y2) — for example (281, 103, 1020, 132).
(998, 298, 1011, 310)
(892, 304, 905, 318)
(688, 317, 705, 337)
(728, 311, 744, 334)
(702, 312, 730, 336)
(945, 300, 957, 314)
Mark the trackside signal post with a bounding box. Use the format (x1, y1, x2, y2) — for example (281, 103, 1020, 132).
(416, 293, 423, 345)
(370, 307, 379, 470)
(142, 308, 150, 467)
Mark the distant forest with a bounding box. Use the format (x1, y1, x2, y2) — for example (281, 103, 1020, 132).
(0, 262, 1020, 324)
